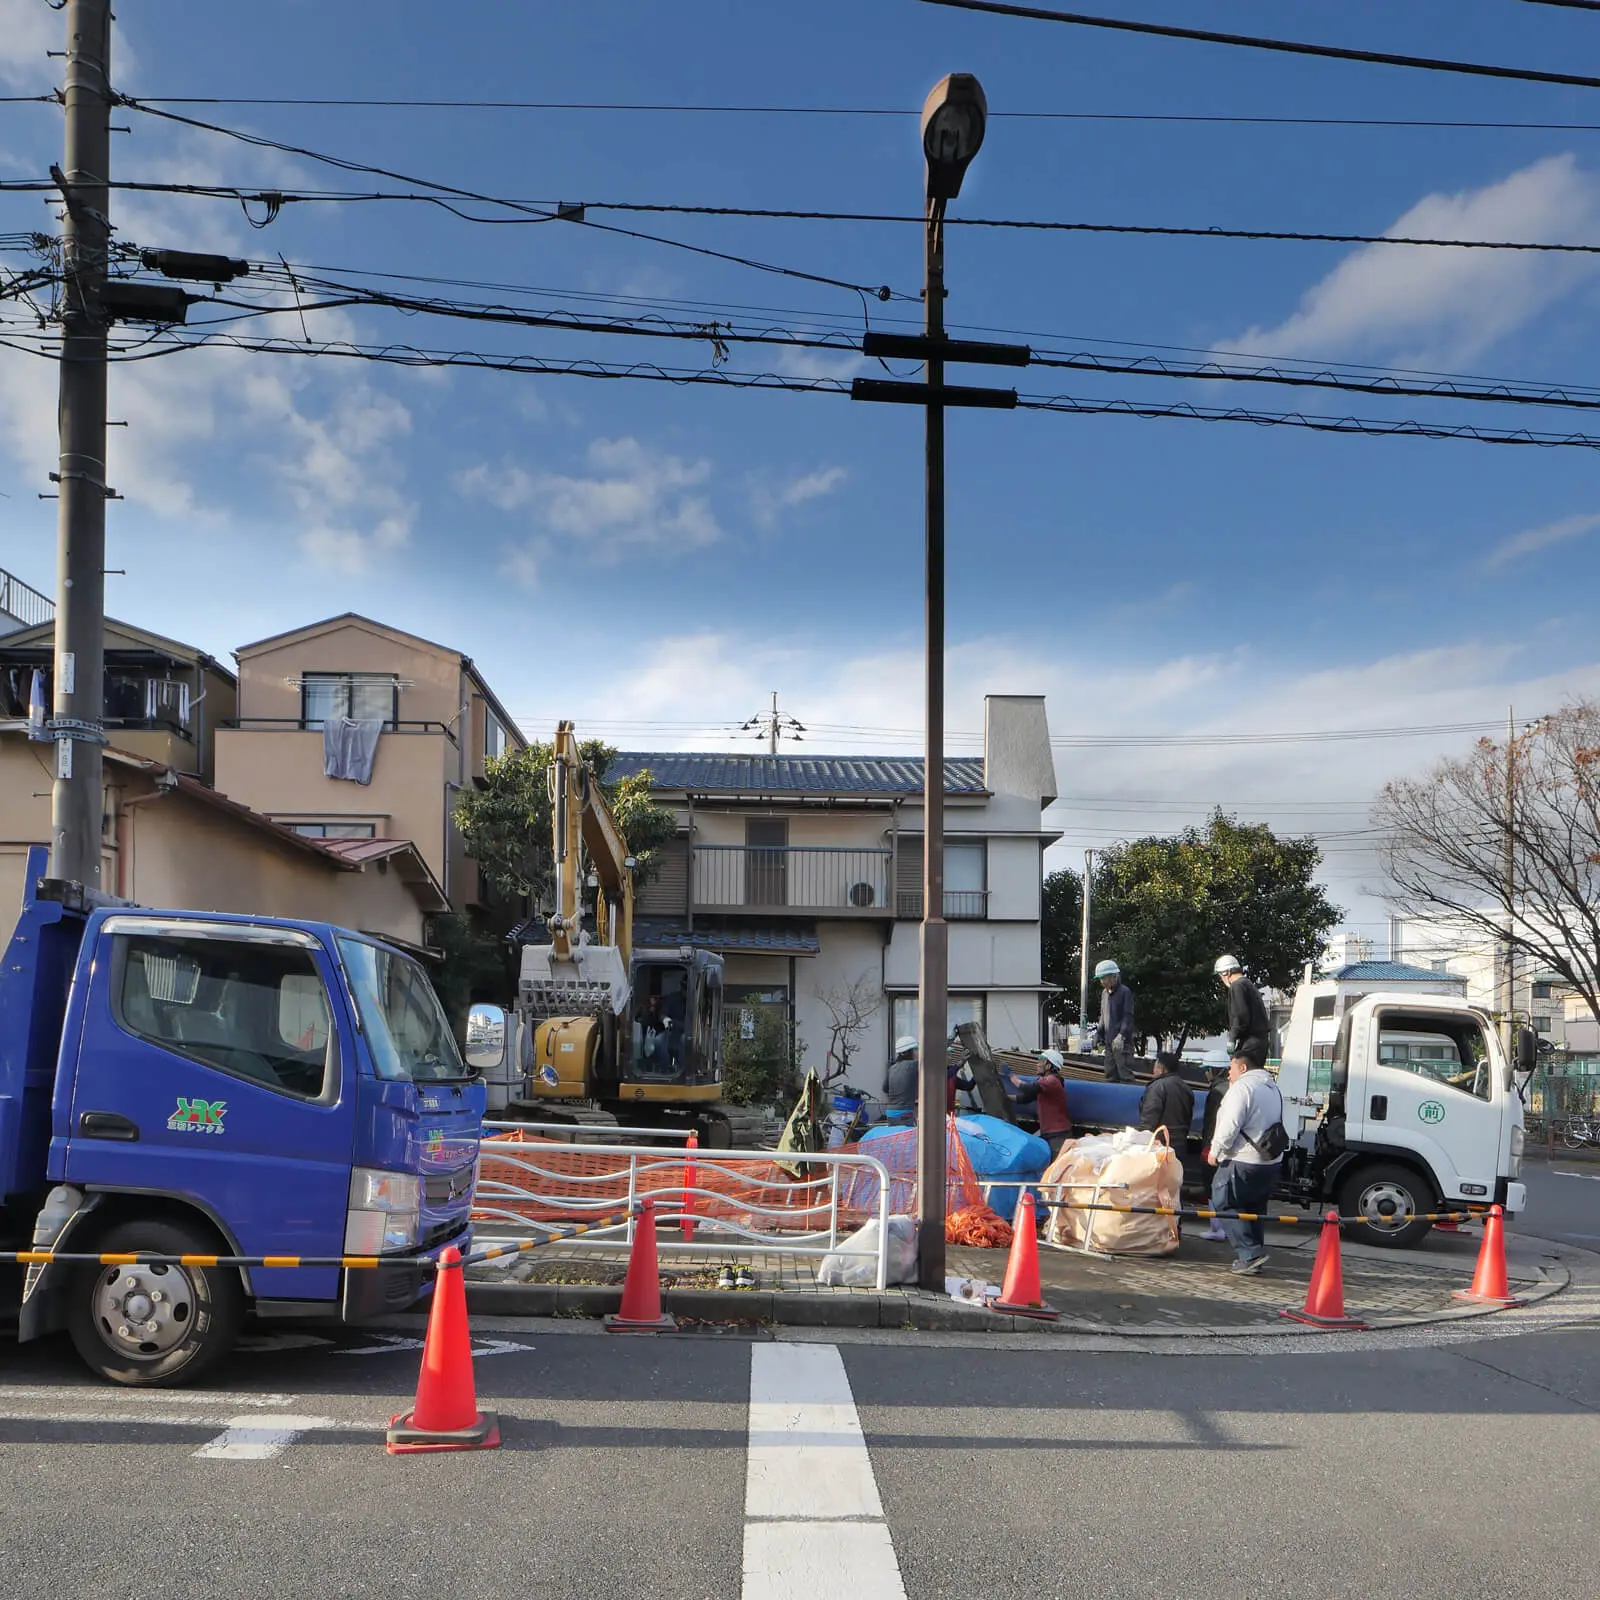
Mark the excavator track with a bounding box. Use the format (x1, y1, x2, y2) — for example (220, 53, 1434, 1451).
(697, 1104, 771, 1150)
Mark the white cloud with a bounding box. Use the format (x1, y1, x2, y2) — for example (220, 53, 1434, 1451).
(750, 464, 848, 529)
(459, 437, 721, 581)
(1481, 511, 1600, 571)
(0, 0, 59, 90)
(1225, 155, 1600, 367)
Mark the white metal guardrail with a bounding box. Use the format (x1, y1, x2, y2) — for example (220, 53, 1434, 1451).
(492, 1119, 697, 1143)
(475, 1128, 895, 1290)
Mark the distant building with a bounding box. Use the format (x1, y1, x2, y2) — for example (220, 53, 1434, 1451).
(1321, 930, 1375, 970)
(611, 695, 1060, 1075)
(0, 566, 53, 638)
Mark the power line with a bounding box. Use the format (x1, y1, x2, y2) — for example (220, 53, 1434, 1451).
(109, 96, 909, 303)
(102, 95, 1600, 133)
(915, 0, 1600, 90)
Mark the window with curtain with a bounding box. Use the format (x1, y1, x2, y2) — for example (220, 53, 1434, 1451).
(301, 672, 398, 730)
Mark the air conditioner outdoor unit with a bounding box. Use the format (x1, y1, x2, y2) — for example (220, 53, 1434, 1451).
(848, 882, 876, 908)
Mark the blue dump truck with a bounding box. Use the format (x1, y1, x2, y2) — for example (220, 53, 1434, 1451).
(0, 849, 484, 1385)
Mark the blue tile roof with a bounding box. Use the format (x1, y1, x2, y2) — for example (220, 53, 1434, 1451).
(610, 752, 988, 796)
(1333, 960, 1465, 984)
(635, 919, 821, 956)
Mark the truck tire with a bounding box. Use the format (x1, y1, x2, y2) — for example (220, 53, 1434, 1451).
(66, 1218, 245, 1387)
(1338, 1164, 1435, 1249)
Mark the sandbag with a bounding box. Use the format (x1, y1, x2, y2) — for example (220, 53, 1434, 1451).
(817, 1214, 917, 1287)
(1040, 1129, 1181, 1256)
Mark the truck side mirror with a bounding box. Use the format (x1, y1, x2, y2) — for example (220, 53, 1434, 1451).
(1516, 1026, 1538, 1077)
(465, 1003, 507, 1071)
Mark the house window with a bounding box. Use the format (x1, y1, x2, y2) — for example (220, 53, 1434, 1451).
(1532, 981, 1554, 1000)
(301, 672, 398, 730)
(892, 994, 986, 1046)
(1534, 1015, 1553, 1033)
(289, 821, 377, 840)
(895, 837, 988, 919)
(485, 710, 507, 762)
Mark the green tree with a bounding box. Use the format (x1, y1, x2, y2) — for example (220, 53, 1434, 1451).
(720, 1004, 805, 1107)
(454, 738, 677, 910)
(1043, 813, 1341, 1050)
(426, 911, 517, 1037)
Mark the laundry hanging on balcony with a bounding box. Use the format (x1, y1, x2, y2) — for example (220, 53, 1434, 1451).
(323, 716, 384, 784)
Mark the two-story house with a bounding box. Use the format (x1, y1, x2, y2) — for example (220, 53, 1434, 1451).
(612, 695, 1060, 1074)
(212, 613, 524, 915)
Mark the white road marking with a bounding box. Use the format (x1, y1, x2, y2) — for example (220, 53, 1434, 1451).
(192, 1415, 335, 1461)
(1551, 1170, 1600, 1182)
(235, 1333, 337, 1354)
(743, 1344, 904, 1600)
(335, 1333, 533, 1359)
(0, 1386, 291, 1408)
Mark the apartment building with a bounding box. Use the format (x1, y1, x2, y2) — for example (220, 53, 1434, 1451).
(612, 695, 1060, 1075)
(213, 614, 524, 914)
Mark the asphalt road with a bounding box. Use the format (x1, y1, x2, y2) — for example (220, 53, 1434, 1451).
(0, 1312, 1594, 1600)
(1514, 1156, 1600, 1249)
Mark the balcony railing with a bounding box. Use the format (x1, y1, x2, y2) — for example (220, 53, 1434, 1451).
(222, 717, 457, 741)
(895, 890, 990, 921)
(692, 845, 893, 914)
(0, 568, 53, 631)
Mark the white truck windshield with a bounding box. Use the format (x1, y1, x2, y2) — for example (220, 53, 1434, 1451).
(338, 938, 467, 1083)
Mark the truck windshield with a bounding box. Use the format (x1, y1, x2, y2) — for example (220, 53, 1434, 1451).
(337, 938, 467, 1083)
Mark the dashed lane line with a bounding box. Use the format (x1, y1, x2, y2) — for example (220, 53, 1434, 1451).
(0, 1386, 292, 1407)
(192, 1415, 336, 1461)
(743, 1343, 905, 1600)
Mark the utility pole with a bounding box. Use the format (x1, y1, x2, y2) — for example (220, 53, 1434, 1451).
(49, 0, 113, 885)
(1079, 848, 1094, 1051)
(741, 692, 804, 753)
(1502, 704, 1516, 1053)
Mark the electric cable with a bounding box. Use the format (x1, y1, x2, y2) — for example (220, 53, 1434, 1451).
(915, 0, 1600, 90)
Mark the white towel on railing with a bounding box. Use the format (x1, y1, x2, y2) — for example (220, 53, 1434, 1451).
(323, 717, 384, 784)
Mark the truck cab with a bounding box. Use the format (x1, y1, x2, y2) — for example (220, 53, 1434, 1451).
(1278, 981, 1529, 1246)
(1, 851, 484, 1384)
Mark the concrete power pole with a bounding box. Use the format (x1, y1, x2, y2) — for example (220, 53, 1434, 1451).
(49, 0, 113, 885)
(1078, 848, 1094, 1050)
(1502, 705, 1516, 1053)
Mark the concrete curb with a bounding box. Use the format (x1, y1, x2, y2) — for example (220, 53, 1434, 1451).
(465, 1262, 1570, 1338)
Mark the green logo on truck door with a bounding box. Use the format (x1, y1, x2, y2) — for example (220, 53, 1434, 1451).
(167, 1098, 226, 1136)
(1418, 1100, 1446, 1126)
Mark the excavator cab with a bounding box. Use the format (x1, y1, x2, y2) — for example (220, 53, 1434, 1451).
(624, 948, 724, 1090)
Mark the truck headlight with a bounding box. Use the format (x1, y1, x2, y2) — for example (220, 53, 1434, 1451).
(345, 1167, 422, 1254)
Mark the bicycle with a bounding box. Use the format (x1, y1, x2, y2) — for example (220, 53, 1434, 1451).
(1559, 1115, 1600, 1148)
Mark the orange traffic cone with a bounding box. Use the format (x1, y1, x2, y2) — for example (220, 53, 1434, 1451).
(1453, 1204, 1523, 1306)
(386, 1246, 500, 1453)
(605, 1197, 677, 1332)
(1281, 1210, 1368, 1329)
(682, 1130, 698, 1243)
(985, 1193, 1059, 1320)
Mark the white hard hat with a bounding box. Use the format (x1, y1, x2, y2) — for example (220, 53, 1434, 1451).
(894, 1035, 918, 1057)
(1039, 1049, 1065, 1071)
(1214, 954, 1242, 975)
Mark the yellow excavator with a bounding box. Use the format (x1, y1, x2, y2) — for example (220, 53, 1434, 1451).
(481, 722, 761, 1146)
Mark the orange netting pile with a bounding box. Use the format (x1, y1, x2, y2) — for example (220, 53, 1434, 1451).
(473, 1119, 985, 1235)
(945, 1203, 1014, 1248)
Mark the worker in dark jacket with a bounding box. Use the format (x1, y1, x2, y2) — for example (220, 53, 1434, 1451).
(1138, 1052, 1195, 1147)
(1215, 954, 1271, 1068)
(1016, 1050, 1074, 1161)
(1094, 960, 1135, 1082)
(882, 1035, 918, 1120)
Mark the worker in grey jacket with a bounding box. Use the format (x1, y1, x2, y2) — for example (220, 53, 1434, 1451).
(1095, 960, 1134, 1083)
(1206, 1059, 1287, 1274)
(882, 1035, 918, 1121)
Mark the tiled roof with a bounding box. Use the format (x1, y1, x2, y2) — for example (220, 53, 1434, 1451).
(634, 919, 821, 956)
(610, 753, 988, 796)
(1332, 960, 1465, 984)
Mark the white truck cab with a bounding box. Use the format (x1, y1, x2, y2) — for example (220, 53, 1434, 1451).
(1278, 978, 1532, 1246)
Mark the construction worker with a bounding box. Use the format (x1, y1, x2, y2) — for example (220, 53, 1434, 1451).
(1015, 1050, 1073, 1161)
(1139, 1051, 1195, 1147)
(882, 1035, 918, 1121)
(1215, 954, 1271, 1069)
(1094, 960, 1135, 1083)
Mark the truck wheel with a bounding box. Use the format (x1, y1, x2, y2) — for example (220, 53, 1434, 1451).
(1338, 1165, 1434, 1249)
(66, 1219, 244, 1387)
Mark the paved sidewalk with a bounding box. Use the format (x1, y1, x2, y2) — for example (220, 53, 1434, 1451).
(466, 1216, 1569, 1335)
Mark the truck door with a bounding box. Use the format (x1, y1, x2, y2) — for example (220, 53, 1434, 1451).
(63, 916, 354, 1303)
(1346, 1005, 1503, 1198)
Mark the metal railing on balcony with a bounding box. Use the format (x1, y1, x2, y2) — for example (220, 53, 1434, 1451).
(0, 568, 54, 632)
(222, 717, 457, 741)
(692, 845, 893, 913)
(895, 890, 990, 921)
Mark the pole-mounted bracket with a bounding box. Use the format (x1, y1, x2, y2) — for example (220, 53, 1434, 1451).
(47, 718, 108, 746)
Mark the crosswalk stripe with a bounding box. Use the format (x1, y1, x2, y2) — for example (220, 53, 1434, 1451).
(743, 1344, 904, 1599)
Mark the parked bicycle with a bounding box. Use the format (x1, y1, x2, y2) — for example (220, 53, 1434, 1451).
(1559, 1115, 1600, 1148)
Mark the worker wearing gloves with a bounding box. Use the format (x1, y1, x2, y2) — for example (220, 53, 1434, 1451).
(1094, 960, 1135, 1083)
(882, 1035, 919, 1121)
(1206, 1056, 1289, 1274)
(1138, 1051, 1195, 1147)
(1015, 1050, 1074, 1161)
(1215, 953, 1271, 1068)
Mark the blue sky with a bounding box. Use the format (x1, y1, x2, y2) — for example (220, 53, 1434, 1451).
(4, 0, 1599, 935)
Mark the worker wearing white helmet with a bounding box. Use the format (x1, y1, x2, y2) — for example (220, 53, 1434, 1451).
(1093, 958, 1135, 1083)
(882, 1034, 919, 1120)
(1215, 955, 1270, 1069)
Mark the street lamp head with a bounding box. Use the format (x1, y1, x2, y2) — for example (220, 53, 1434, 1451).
(922, 73, 987, 201)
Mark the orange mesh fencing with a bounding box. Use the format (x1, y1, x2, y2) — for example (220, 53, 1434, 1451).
(472, 1119, 984, 1234)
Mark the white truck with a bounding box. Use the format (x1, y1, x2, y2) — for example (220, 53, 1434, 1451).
(1276, 975, 1533, 1246)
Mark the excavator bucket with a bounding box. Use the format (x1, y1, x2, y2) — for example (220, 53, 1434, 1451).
(518, 941, 631, 1020)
